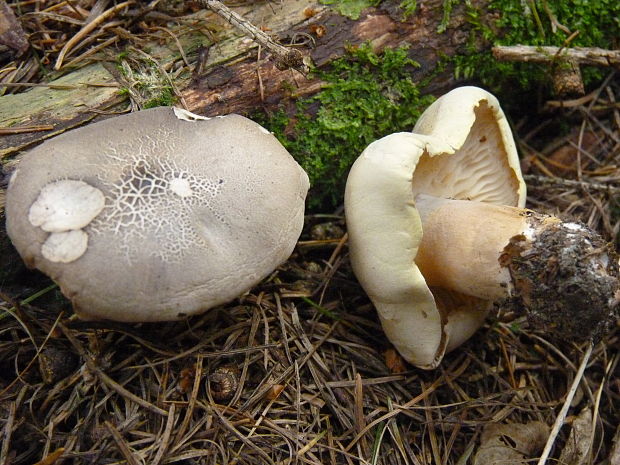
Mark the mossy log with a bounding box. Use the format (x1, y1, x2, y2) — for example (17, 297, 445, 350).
(0, 0, 493, 159)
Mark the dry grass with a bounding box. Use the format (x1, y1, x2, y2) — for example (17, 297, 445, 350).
(1, 142, 619, 464)
(2, 250, 613, 465)
(1, 1, 620, 464)
(0, 0, 207, 96)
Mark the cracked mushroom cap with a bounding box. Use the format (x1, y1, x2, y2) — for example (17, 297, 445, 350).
(6, 107, 309, 322)
(345, 86, 525, 369)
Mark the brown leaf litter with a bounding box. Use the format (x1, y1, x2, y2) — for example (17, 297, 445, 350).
(1, 1, 620, 464)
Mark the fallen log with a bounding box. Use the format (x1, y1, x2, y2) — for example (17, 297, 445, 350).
(0, 0, 492, 158)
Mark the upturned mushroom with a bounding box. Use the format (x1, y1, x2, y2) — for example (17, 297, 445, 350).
(345, 86, 619, 369)
(6, 107, 309, 322)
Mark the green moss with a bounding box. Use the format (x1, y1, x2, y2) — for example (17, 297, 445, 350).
(117, 87, 131, 97)
(453, 0, 620, 96)
(256, 44, 434, 211)
(143, 86, 176, 108)
(437, 0, 461, 33)
(116, 54, 177, 109)
(324, 0, 418, 20)
(320, 0, 381, 19)
(398, 0, 417, 19)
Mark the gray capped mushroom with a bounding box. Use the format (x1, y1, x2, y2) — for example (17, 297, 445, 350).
(6, 107, 309, 322)
(345, 86, 619, 369)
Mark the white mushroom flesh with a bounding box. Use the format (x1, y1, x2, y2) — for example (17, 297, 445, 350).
(41, 230, 88, 263)
(28, 179, 105, 232)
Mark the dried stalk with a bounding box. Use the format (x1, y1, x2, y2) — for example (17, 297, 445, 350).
(493, 45, 620, 95)
(194, 0, 311, 75)
(523, 174, 620, 194)
(536, 343, 593, 465)
(492, 45, 620, 68)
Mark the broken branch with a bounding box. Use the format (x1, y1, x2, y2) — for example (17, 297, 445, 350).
(194, 0, 311, 76)
(493, 45, 620, 96)
(492, 45, 620, 68)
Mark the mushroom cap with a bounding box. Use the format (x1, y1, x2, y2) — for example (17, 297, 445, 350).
(411, 86, 525, 206)
(6, 107, 309, 322)
(344, 86, 524, 368)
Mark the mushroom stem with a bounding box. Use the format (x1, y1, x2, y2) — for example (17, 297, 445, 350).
(415, 194, 619, 340)
(415, 194, 526, 300)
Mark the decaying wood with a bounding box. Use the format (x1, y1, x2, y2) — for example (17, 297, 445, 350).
(182, 0, 492, 115)
(0, 64, 125, 157)
(493, 45, 620, 96)
(492, 45, 620, 68)
(0, 0, 493, 158)
(1, 0, 324, 157)
(196, 0, 311, 75)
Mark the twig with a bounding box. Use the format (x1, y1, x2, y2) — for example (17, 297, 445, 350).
(59, 322, 168, 417)
(54, 1, 135, 70)
(536, 342, 593, 465)
(0, 82, 78, 89)
(105, 421, 142, 465)
(354, 373, 369, 456)
(151, 26, 190, 68)
(173, 356, 203, 447)
(492, 45, 620, 68)
(344, 356, 470, 453)
(0, 125, 54, 135)
(494, 45, 620, 96)
(32, 448, 65, 465)
(211, 405, 277, 465)
(151, 403, 176, 465)
(541, 0, 570, 35)
(0, 400, 16, 465)
(523, 173, 620, 194)
(194, 0, 311, 76)
(588, 356, 615, 464)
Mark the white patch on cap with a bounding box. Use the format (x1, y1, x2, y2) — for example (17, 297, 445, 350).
(41, 230, 88, 263)
(173, 107, 211, 122)
(169, 177, 193, 197)
(29, 180, 105, 232)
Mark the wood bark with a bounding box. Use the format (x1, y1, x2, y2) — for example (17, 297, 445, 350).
(0, 0, 493, 158)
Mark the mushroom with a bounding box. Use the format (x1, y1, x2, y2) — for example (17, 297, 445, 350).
(6, 107, 309, 322)
(345, 86, 619, 369)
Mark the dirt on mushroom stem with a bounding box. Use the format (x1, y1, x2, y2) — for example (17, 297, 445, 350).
(415, 194, 620, 343)
(501, 215, 620, 343)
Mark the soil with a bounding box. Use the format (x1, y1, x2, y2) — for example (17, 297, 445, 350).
(503, 214, 619, 342)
